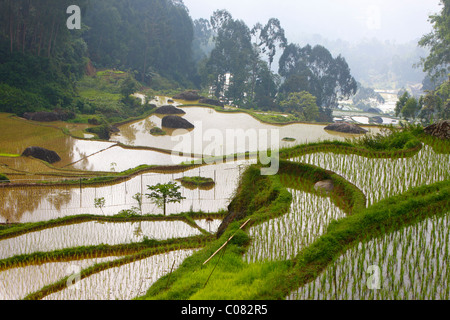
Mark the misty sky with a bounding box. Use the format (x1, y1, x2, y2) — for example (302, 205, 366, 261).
(183, 0, 442, 44)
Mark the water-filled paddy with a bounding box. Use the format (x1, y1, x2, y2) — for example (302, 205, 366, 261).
(0, 256, 120, 300)
(43, 249, 197, 300)
(0, 159, 253, 223)
(292, 145, 450, 206)
(66, 146, 195, 172)
(288, 212, 450, 300)
(112, 106, 376, 156)
(0, 221, 201, 260)
(195, 219, 223, 234)
(244, 189, 347, 263)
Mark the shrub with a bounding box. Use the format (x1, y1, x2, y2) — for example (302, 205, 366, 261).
(0, 174, 10, 183)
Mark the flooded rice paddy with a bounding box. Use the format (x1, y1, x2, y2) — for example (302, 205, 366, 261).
(0, 220, 201, 260)
(0, 160, 253, 223)
(244, 189, 347, 263)
(291, 145, 450, 206)
(288, 212, 450, 300)
(4, 96, 444, 300)
(0, 256, 120, 300)
(43, 249, 198, 300)
(111, 106, 376, 156)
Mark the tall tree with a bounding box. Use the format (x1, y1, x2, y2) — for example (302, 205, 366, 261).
(252, 18, 287, 71)
(203, 11, 254, 105)
(395, 91, 411, 117)
(418, 0, 450, 81)
(279, 43, 357, 108)
(83, 0, 194, 84)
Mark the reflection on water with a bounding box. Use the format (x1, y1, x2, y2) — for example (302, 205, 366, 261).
(0, 185, 73, 223)
(68, 146, 195, 172)
(112, 107, 378, 156)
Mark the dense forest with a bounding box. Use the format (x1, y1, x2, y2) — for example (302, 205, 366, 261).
(0, 0, 448, 124)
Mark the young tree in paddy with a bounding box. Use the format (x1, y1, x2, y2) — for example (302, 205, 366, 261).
(146, 182, 185, 216)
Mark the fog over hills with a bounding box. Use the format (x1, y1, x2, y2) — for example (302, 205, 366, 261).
(184, 0, 442, 88)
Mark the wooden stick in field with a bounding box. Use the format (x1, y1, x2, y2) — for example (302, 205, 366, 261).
(203, 218, 251, 266)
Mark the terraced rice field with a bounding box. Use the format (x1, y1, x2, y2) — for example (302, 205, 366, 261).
(0, 220, 202, 260)
(43, 249, 198, 300)
(244, 189, 346, 263)
(292, 145, 449, 206)
(0, 256, 121, 300)
(288, 212, 450, 300)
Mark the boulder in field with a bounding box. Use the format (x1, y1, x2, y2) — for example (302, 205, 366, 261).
(154, 105, 186, 115)
(424, 120, 450, 140)
(198, 98, 224, 108)
(21, 146, 61, 164)
(370, 116, 383, 124)
(172, 90, 204, 101)
(314, 180, 334, 194)
(161, 116, 195, 129)
(324, 122, 368, 134)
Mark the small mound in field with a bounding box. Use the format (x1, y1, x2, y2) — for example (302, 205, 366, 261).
(324, 123, 368, 134)
(173, 90, 204, 101)
(198, 98, 224, 108)
(150, 127, 166, 136)
(154, 105, 186, 115)
(161, 116, 195, 129)
(23, 110, 75, 122)
(424, 120, 450, 140)
(176, 176, 215, 190)
(314, 180, 334, 194)
(21, 146, 61, 164)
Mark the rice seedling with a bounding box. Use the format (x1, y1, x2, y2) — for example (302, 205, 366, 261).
(292, 145, 449, 206)
(288, 212, 450, 300)
(244, 188, 347, 263)
(0, 221, 202, 260)
(42, 249, 198, 300)
(0, 256, 120, 300)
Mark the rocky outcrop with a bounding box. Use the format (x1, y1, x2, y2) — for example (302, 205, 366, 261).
(314, 180, 334, 194)
(370, 116, 383, 124)
(424, 120, 450, 140)
(21, 146, 61, 164)
(154, 105, 186, 115)
(324, 123, 368, 134)
(23, 110, 75, 122)
(161, 116, 195, 129)
(198, 98, 224, 108)
(172, 90, 204, 101)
